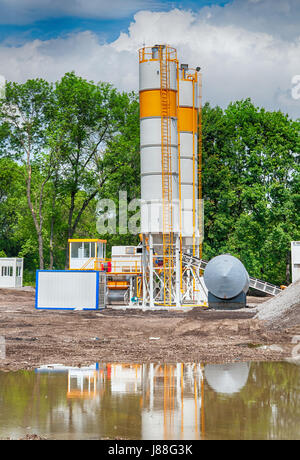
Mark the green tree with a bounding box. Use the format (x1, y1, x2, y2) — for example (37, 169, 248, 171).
(0, 73, 141, 271)
(0, 157, 24, 258)
(202, 99, 300, 285)
(0, 79, 55, 269)
(49, 73, 140, 267)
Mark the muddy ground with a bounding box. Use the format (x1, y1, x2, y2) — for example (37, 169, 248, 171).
(0, 288, 299, 371)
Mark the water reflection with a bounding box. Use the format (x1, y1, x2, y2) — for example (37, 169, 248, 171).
(35, 363, 205, 440)
(204, 363, 250, 394)
(0, 362, 299, 440)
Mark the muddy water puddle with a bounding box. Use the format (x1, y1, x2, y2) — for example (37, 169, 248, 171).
(0, 362, 299, 440)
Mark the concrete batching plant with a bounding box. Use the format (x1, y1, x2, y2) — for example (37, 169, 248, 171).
(35, 44, 284, 312)
(138, 45, 282, 309)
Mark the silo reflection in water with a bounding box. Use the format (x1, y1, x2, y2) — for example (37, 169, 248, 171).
(0, 362, 299, 440)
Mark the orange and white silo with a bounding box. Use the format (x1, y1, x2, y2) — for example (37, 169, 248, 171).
(139, 45, 179, 235)
(178, 65, 201, 252)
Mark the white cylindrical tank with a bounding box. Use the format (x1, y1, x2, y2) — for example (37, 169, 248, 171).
(178, 67, 200, 249)
(139, 46, 179, 234)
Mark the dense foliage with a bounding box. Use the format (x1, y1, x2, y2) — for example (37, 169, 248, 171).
(202, 100, 300, 285)
(0, 73, 299, 285)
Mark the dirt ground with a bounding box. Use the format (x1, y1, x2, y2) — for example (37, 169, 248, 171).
(0, 288, 299, 371)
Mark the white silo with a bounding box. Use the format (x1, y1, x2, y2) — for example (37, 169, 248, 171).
(178, 65, 201, 254)
(139, 45, 181, 307)
(139, 45, 179, 235)
(138, 46, 205, 307)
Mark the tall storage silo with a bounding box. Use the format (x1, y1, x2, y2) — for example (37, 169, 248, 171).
(138, 46, 204, 308)
(178, 65, 201, 254)
(139, 45, 180, 306)
(139, 45, 179, 236)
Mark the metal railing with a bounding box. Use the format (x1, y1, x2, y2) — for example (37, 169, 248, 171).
(139, 45, 177, 64)
(110, 260, 142, 274)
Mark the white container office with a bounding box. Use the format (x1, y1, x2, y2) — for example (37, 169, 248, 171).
(0, 258, 23, 288)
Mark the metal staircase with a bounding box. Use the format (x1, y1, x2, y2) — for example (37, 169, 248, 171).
(160, 46, 173, 305)
(248, 278, 282, 296)
(182, 253, 282, 296)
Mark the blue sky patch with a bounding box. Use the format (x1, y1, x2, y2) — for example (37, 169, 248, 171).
(0, 0, 230, 44)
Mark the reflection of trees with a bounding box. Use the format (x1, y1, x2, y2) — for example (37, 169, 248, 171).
(98, 378, 142, 439)
(203, 362, 300, 440)
(48, 376, 142, 439)
(0, 369, 142, 439)
(0, 371, 67, 433)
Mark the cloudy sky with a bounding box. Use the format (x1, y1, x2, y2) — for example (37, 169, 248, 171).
(0, 0, 299, 118)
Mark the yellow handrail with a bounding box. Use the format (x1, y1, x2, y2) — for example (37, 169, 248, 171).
(80, 257, 94, 270)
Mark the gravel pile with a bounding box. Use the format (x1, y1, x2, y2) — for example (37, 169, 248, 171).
(255, 279, 300, 325)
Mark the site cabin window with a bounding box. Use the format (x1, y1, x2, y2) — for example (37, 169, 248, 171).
(97, 243, 106, 260)
(1, 266, 13, 277)
(83, 243, 89, 258)
(16, 266, 22, 277)
(71, 242, 81, 259)
(71, 242, 96, 259)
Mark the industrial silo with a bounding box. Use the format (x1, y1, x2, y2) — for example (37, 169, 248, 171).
(139, 45, 180, 306)
(138, 45, 204, 307)
(178, 64, 201, 254)
(139, 45, 179, 236)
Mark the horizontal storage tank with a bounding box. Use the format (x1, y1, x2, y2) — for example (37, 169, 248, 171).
(139, 45, 179, 234)
(204, 254, 250, 309)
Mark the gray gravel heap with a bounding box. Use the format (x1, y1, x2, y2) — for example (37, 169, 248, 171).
(255, 278, 300, 322)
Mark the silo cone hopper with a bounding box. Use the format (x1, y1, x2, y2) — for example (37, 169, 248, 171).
(203, 254, 250, 310)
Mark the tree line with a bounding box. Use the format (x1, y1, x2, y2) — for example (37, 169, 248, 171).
(0, 73, 299, 285)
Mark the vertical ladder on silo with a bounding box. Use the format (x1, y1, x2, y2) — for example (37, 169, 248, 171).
(197, 74, 203, 262)
(160, 46, 173, 305)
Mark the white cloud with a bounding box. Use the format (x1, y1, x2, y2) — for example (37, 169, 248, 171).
(0, 3, 299, 118)
(0, 0, 163, 24)
(0, 31, 138, 90)
(198, 0, 300, 41)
